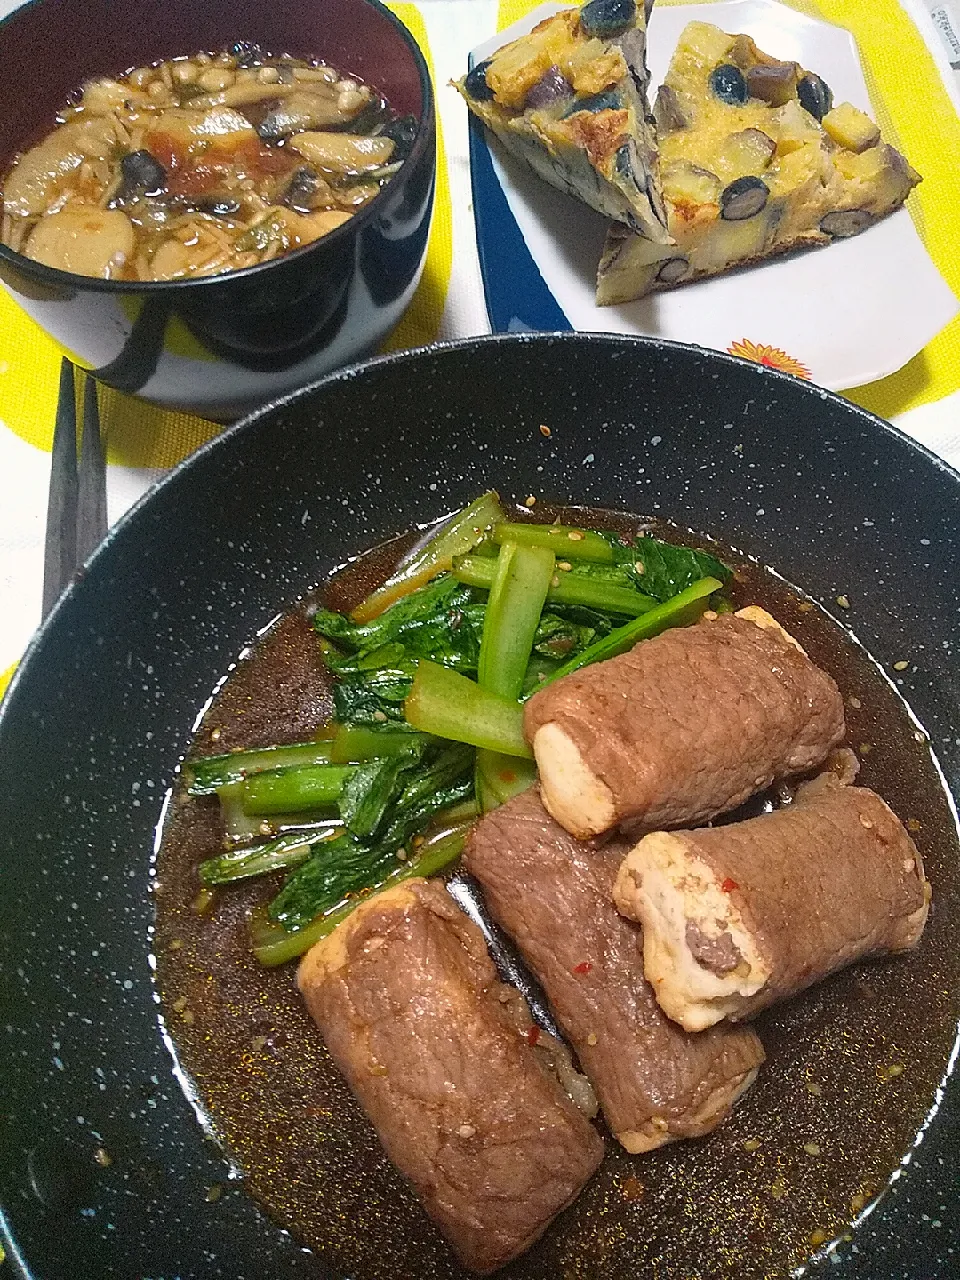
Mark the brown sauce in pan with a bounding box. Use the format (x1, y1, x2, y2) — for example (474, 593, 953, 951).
(154, 504, 960, 1280)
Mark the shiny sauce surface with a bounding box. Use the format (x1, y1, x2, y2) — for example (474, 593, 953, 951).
(154, 505, 960, 1280)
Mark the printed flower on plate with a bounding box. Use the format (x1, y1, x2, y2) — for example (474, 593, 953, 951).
(727, 339, 812, 379)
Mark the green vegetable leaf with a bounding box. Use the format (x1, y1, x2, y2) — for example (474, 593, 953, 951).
(339, 741, 426, 839)
(332, 665, 416, 726)
(267, 742, 474, 931)
(614, 535, 732, 602)
(314, 576, 482, 670)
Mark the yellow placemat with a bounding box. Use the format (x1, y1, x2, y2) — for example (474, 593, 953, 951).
(496, 0, 960, 419)
(0, 0, 453, 470)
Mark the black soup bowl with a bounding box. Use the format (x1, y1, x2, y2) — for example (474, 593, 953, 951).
(1, 334, 959, 1280)
(0, 0, 434, 420)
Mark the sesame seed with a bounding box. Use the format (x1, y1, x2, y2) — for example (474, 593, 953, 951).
(205, 1184, 223, 1203)
(806, 1082, 822, 1097)
(893, 660, 909, 671)
(587, 1032, 598, 1046)
(567, 530, 584, 541)
(94, 1147, 113, 1167)
(848, 696, 862, 709)
(372, 709, 388, 722)
(551, 575, 560, 588)
(859, 742, 873, 756)
(836, 595, 850, 609)
(797, 601, 815, 613)
(211, 727, 221, 741)
(770, 1177, 788, 1201)
(458, 1124, 476, 1139)
(906, 818, 921, 832)
(809, 1228, 829, 1248)
(557, 560, 572, 571)
(539, 424, 551, 437)
(804, 1142, 821, 1156)
(742, 1138, 762, 1152)
(524, 495, 537, 508)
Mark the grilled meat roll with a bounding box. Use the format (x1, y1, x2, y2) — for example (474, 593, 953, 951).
(524, 607, 845, 839)
(613, 775, 930, 1032)
(298, 878, 604, 1275)
(464, 788, 765, 1152)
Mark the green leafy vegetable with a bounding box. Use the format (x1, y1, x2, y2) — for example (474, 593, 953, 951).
(186, 740, 333, 796)
(217, 780, 269, 845)
(492, 522, 615, 562)
(315, 575, 482, 672)
(474, 540, 552, 810)
(241, 763, 357, 816)
(453, 554, 657, 617)
(198, 831, 325, 886)
(478, 542, 555, 700)
(339, 751, 418, 839)
(351, 491, 504, 623)
(615, 535, 732, 602)
(332, 664, 416, 726)
(404, 660, 531, 757)
(539, 576, 723, 686)
(266, 742, 474, 932)
(250, 818, 473, 966)
(329, 723, 429, 763)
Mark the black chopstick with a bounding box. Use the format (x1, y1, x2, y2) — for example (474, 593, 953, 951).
(41, 359, 79, 619)
(40, 359, 109, 620)
(76, 374, 108, 565)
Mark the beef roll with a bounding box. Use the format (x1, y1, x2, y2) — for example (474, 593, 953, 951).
(298, 878, 604, 1276)
(523, 607, 845, 839)
(613, 775, 931, 1032)
(464, 789, 765, 1153)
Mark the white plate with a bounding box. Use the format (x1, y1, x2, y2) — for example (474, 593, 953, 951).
(468, 0, 959, 389)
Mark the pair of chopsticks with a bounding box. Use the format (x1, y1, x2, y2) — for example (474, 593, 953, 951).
(41, 358, 108, 619)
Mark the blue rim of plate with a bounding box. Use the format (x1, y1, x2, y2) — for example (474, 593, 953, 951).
(466, 54, 572, 334)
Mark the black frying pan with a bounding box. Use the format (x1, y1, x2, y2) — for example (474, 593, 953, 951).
(1, 334, 958, 1279)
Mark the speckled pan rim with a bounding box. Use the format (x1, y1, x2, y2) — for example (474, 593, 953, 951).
(8, 331, 960, 717)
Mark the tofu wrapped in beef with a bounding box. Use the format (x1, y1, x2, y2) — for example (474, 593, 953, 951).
(298, 878, 604, 1276)
(613, 775, 930, 1032)
(524, 607, 845, 839)
(464, 789, 765, 1153)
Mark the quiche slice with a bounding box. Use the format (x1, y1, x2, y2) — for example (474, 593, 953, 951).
(456, 0, 671, 243)
(596, 21, 921, 304)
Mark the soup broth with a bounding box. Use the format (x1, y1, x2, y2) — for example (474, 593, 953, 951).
(0, 45, 413, 280)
